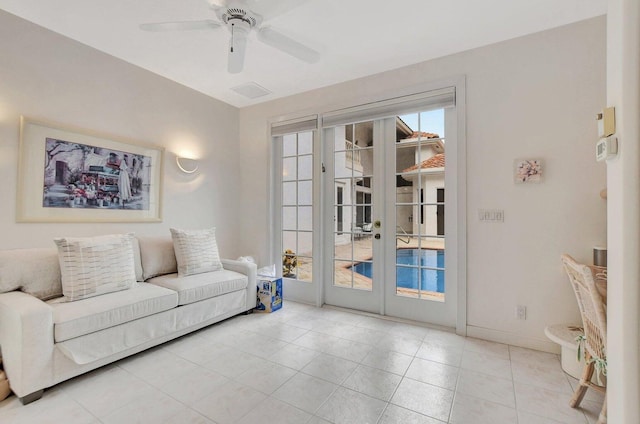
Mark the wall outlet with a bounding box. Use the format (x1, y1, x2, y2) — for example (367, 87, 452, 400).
(516, 305, 527, 320)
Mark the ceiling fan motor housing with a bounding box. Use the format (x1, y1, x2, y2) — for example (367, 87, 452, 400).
(220, 8, 259, 28)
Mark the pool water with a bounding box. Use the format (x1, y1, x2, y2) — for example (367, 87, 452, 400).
(352, 249, 444, 293)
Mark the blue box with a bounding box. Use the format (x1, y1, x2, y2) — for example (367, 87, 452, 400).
(256, 277, 282, 313)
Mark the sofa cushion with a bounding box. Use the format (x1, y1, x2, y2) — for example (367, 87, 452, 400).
(54, 233, 137, 302)
(47, 282, 178, 342)
(170, 227, 223, 276)
(147, 269, 247, 306)
(137, 236, 178, 280)
(0, 248, 62, 300)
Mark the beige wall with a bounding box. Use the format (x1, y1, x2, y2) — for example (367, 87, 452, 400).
(239, 17, 607, 349)
(0, 11, 242, 256)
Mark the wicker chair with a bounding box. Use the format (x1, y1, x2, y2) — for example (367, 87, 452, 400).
(561, 254, 607, 424)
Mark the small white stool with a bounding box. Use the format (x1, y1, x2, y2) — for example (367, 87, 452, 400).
(544, 324, 587, 380)
(545, 324, 606, 387)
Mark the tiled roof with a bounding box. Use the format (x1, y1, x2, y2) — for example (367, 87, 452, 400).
(403, 153, 445, 172)
(408, 131, 440, 139)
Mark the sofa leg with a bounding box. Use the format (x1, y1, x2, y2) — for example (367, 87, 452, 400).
(19, 390, 43, 405)
(243, 309, 254, 315)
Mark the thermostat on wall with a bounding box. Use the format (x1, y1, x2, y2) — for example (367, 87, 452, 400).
(596, 136, 618, 162)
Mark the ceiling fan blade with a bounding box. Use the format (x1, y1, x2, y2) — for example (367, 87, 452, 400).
(139, 20, 222, 32)
(257, 26, 319, 64)
(227, 22, 250, 73)
(205, 0, 226, 7)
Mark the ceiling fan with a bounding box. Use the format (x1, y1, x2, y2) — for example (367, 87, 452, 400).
(140, 0, 320, 73)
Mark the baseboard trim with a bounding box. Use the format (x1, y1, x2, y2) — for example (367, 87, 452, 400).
(466, 325, 560, 354)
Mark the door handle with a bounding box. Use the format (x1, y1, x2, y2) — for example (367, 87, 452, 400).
(374, 233, 381, 239)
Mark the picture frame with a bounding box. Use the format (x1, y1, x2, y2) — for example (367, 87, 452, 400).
(514, 159, 542, 184)
(17, 116, 164, 222)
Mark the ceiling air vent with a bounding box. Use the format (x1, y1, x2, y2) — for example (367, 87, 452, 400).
(231, 82, 272, 99)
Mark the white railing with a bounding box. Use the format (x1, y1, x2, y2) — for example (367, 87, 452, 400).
(345, 140, 362, 170)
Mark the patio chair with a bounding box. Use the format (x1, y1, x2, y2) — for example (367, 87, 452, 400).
(561, 254, 607, 424)
(352, 223, 373, 240)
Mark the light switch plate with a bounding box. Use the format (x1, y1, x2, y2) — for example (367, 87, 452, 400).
(479, 209, 504, 222)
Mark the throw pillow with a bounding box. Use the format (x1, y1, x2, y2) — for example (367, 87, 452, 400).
(170, 227, 223, 276)
(137, 236, 178, 280)
(54, 233, 137, 301)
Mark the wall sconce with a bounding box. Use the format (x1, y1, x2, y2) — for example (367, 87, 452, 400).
(176, 157, 199, 174)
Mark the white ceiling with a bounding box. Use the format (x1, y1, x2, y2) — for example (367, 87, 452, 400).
(0, 0, 607, 108)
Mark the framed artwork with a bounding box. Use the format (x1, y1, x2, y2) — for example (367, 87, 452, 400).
(514, 159, 542, 183)
(17, 116, 164, 222)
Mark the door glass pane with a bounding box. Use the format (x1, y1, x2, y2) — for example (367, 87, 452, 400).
(334, 239, 355, 261)
(418, 236, 446, 255)
(334, 179, 352, 205)
(282, 231, 296, 253)
(283, 134, 297, 156)
(396, 265, 418, 297)
(298, 207, 312, 231)
(283, 157, 296, 181)
(297, 256, 312, 282)
(418, 204, 440, 237)
(297, 231, 313, 283)
(358, 146, 373, 174)
(396, 204, 415, 239)
(396, 142, 419, 174)
(353, 260, 373, 289)
(334, 260, 353, 288)
(282, 207, 296, 230)
(335, 205, 352, 236)
(282, 182, 296, 205)
(355, 236, 373, 262)
(298, 155, 313, 180)
(299, 231, 313, 257)
(298, 132, 313, 154)
(298, 181, 312, 205)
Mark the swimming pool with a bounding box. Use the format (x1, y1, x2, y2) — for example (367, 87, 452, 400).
(351, 249, 444, 293)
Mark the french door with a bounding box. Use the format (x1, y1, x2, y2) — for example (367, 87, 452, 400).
(322, 97, 459, 327)
(272, 84, 464, 329)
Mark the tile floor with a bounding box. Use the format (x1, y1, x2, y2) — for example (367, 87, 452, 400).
(0, 301, 604, 423)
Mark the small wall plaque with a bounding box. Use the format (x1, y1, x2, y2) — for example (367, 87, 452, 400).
(514, 159, 542, 183)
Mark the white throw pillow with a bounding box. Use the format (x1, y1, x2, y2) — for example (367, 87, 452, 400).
(54, 233, 137, 302)
(170, 227, 223, 276)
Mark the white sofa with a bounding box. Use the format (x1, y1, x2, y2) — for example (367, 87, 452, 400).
(0, 236, 257, 404)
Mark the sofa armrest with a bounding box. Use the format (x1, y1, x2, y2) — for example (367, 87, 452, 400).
(0, 291, 54, 398)
(221, 259, 257, 311)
